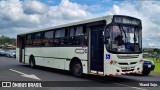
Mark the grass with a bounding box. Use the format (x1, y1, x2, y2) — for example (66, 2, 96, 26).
(144, 57, 160, 72)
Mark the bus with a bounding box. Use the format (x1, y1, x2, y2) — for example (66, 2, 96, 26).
(16, 15, 143, 77)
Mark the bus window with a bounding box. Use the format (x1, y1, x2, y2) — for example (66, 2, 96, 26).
(33, 33, 42, 46)
(68, 27, 75, 45)
(34, 33, 41, 39)
(25, 34, 32, 47)
(70, 28, 75, 36)
(53, 38, 59, 46)
(55, 29, 65, 38)
(105, 25, 142, 53)
(44, 31, 53, 39)
(75, 26, 84, 36)
(74, 26, 87, 46)
(54, 29, 67, 46)
(43, 31, 53, 47)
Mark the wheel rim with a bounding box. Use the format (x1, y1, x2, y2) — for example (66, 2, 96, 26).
(74, 64, 82, 74)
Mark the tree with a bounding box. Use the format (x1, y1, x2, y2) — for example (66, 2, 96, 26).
(157, 50, 160, 54)
(0, 35, 16, 45)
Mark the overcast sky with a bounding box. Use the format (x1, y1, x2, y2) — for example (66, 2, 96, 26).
(0, 0, 160, 48)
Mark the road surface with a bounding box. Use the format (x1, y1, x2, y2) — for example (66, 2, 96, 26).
(0, 57, 159, 90)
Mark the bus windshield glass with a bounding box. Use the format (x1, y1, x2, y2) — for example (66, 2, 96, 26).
(105, 25, 142, 53)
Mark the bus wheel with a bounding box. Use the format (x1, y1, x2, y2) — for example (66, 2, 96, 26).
(29, 56, 36, 68)
(72, 61, 83, 78)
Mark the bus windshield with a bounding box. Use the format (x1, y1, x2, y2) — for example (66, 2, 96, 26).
(105, 25, 142, 54)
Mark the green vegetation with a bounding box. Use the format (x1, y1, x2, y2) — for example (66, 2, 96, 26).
(154, 63, 160, 72)
(153, 48, 160, 54)
(144, 57, 160, 72)
(0, 35, 16, 45)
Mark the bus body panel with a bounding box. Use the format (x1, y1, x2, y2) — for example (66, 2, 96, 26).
(23, 47, 88, 73)
(104, 45, 143, 76)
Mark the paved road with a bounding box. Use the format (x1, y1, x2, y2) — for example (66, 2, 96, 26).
(0, 57, 160, 90)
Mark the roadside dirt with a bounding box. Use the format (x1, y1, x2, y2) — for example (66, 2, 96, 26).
(150, 71, 160, 77)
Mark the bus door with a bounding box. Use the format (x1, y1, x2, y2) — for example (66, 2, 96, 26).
(90, 26, 104, 73)
(19, 36, 25, 63)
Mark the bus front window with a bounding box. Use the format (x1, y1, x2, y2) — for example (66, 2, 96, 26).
(105, 25, 142, 53)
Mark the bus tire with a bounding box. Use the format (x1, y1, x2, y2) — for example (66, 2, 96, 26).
(29, 55, 36, 68)
(72, 61, 83, 78)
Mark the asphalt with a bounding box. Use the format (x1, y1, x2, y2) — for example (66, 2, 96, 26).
(0, 57, 160, 90)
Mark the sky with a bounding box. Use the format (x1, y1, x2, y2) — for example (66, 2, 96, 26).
(0, 0, 160, 48)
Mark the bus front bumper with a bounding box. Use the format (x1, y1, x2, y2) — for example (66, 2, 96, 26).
(104, 63, 143, 76)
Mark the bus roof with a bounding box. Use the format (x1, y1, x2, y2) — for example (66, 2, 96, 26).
(17, 15, 113, 35)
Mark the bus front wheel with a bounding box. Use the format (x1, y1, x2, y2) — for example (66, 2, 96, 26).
(72, 61, 83, 78)
(29, 56, 36, 68)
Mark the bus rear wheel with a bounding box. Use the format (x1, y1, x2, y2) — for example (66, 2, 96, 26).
(72, 62, 83, 78)
(29, 56, 36, 68)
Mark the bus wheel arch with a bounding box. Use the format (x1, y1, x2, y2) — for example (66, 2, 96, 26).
(69, 57, 83, 77)
(29, 55, 36, 68)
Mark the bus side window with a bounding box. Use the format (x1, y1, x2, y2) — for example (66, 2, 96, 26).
(83, 27, 87, 46)
(63, 28, 68, 46)
(75, 26, 87, 46)
(25, 34, 32, 47)
(43, 31, 53, 47)
(54, 29, 66, 46)
(53, 38, 59, 46)
(33, 33, 42, 47)
(68, 27, 75, 45)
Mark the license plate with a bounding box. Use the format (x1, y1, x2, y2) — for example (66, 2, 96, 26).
(148, 65, 151, 68)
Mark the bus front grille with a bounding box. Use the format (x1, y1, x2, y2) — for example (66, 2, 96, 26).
(118, 62, 137, 65)
(118, 63, 128, 65)
(122, 69, 134, 72)
(130, 62, 137, 64)
(117, 55, 139, 59)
